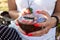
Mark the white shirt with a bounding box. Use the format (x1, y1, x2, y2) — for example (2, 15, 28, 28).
(15, 0, 57, 16)
(9, 0, 57, 40)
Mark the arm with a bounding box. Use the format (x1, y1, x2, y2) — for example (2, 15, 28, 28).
(53, 0, 60, 23)
(53, 12, 60, 23)
(8, 0, 19, 19)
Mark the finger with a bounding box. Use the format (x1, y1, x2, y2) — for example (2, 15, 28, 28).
(27, 30, 44, 36)
(39, 19, 50, 27)
(33, 22, 47, 27)
(36, 10, 51, 19)
(27, 25, 51, 36)
(41, 23, 52, 34)
(34, 23, 42, 27)
(34, 18, 50, 27)
(40, 10, 50, 17)
(34, 19, 49, 27)
(42, 27, 50, 34)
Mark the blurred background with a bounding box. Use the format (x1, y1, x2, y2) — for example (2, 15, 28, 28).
(0, 0, 8, 11)
(0, 0, 60, 40)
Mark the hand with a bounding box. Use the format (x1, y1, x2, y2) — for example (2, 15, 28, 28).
(27, 10, 57, 36)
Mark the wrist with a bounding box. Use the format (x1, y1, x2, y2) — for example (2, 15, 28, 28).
(51, 16, 59, 27)
(52, 17, 57, 27)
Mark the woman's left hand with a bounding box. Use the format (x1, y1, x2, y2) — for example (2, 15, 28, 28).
(27, 10, 57, 36)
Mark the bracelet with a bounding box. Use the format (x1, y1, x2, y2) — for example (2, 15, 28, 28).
(51, 16, 59, 27)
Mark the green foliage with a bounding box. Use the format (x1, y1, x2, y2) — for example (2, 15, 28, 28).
(57, 23, 60, 32)
(56, 23, 60, 36)
(29, 8, 33, 13)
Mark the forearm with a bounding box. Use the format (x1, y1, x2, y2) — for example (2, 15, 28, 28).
(9, 10, 19, 20)
(53, 12, 60, 23)
(8, 0, 19, 20)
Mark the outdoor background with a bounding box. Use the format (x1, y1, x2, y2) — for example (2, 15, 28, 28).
(0, 0, 60, 40)
(0, 0, 8, 11)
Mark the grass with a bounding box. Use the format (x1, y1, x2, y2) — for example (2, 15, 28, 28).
(57, 23, 60, 36)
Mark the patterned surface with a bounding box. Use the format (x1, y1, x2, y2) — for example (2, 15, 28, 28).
(0, 25, 22, 40)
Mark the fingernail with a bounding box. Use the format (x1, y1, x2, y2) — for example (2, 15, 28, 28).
(34, 23, 40, 27)
(27, 33, 33, 36)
